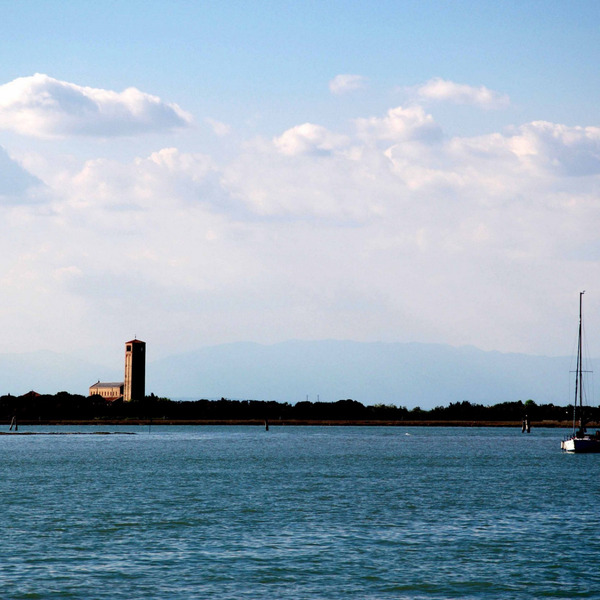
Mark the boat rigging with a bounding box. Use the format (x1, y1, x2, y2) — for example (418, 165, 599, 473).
(561, 291, 600, 453)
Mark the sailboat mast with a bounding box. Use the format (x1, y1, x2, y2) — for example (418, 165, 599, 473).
(574, 291, 585, 433)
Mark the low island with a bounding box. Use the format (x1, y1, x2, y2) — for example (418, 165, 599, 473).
(1, 392, 595, 428)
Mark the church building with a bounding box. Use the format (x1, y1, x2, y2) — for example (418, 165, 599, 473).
(89, 381, 124, 401)
(89, 339, 146, 402)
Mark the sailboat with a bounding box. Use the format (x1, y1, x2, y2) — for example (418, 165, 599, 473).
(561, 291, 600, 453)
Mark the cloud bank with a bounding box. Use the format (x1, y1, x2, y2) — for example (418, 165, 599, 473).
(1, 76, 599, 365)
(0, 74, 193, 137)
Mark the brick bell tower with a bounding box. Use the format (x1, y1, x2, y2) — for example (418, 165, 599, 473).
(124, 338, 146, 402)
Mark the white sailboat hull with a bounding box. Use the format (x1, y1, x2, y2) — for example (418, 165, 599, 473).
(561, 436, 600, 453)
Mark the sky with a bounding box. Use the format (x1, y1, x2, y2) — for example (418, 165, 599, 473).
(1, 0, 600, 367)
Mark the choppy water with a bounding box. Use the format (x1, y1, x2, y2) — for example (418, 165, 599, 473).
(0, 426, 599, 599)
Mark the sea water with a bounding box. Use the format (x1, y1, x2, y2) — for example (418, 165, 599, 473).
(0, 426, 598, 599)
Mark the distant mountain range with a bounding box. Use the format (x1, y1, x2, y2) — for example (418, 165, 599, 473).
(0, 340, 588, 409)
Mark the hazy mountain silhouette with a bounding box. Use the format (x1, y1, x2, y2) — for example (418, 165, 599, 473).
(146, 340, 580, 409)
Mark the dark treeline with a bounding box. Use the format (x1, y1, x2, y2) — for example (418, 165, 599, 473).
(0, 392, 595, 423)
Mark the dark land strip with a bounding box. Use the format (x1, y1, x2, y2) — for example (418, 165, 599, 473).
(0, 419, 584, 428)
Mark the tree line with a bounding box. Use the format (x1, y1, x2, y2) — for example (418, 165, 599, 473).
(0, 392, 594, 423)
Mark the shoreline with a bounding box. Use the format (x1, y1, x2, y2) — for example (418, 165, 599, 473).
(0, 419, 582, 428)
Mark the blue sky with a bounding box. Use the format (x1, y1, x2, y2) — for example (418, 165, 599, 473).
(5, 1, 599, 132)
(1, 1, 600, 368)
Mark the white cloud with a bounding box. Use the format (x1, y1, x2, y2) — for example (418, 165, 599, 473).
(222, 140, 391, 220)
(205, 117, 231, 136)
(273, 123, 349, 156)
(55, 147, 218, 216)
(0, 73, 193, 138)
(355, 105, 442, 143)
(329, 74, 367, 95)
(506, 121, 600, 176)
(414, 78, 510, 109)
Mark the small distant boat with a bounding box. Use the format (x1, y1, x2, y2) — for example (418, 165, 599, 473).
(561, 291, 600, 453)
